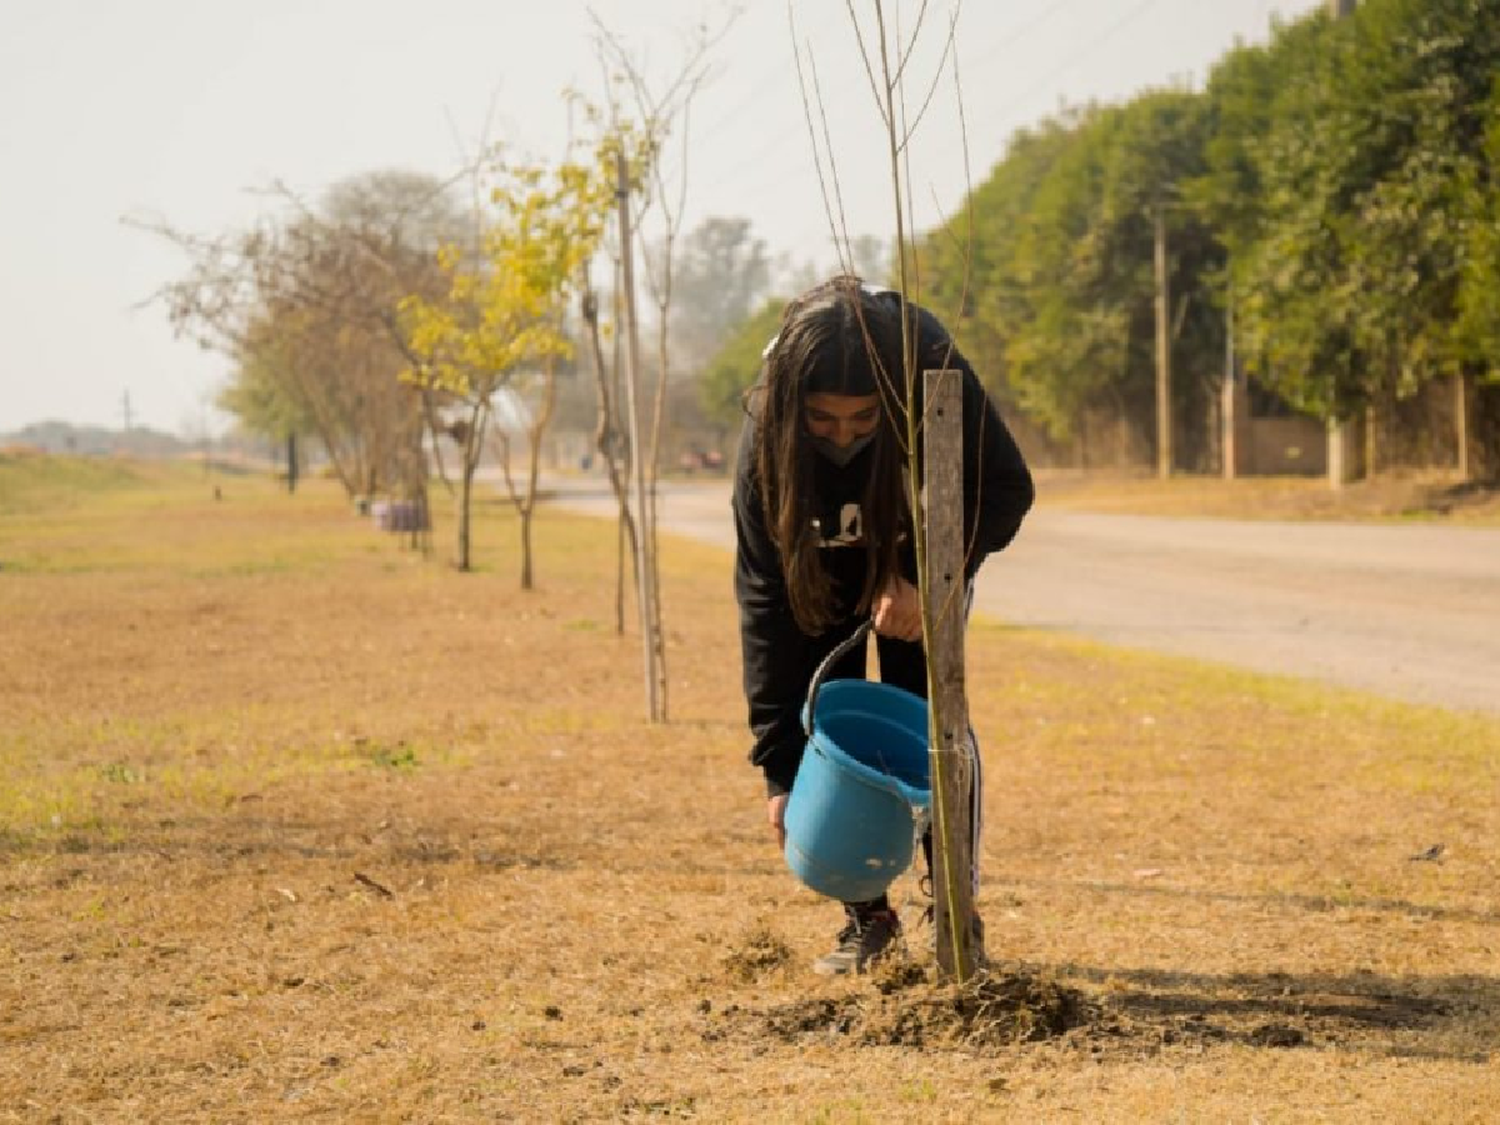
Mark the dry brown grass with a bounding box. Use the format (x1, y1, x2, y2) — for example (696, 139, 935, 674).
(2, 458, 1498, 1122)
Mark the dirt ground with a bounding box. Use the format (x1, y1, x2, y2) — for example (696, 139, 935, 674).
(2, 459, 1499, 1122)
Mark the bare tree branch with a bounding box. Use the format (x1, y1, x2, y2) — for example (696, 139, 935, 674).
(897, 7, 959, 150)
(840, 1, 891, 130)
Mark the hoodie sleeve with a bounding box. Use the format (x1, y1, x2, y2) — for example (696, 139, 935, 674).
(959, 364, 1034, 575)
(912, 305, 1034, 577)
(731, 414, 815, 798)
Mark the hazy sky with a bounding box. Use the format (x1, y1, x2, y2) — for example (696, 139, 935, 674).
(0, 0, 1316, 436)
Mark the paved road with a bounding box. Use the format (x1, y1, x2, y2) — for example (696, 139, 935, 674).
(538, 476, 1500, 716)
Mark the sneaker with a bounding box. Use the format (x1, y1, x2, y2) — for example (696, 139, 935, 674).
(811, 909, 901, 976)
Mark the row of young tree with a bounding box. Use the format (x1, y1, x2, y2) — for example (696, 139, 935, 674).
(703, 0, 1500, 478)
(148, 158, 617, 569)
(144, 21, 773, 722)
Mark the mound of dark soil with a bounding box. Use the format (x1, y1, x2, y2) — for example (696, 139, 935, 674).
(705, 961, 1095, 1052)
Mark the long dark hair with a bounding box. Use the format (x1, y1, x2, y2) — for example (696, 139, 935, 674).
(746, 276, 909, 635)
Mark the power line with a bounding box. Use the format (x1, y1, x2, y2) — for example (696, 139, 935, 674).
(929, 0, 1174, 167)
(652, 5, 845, 193)
(691, 3, 967, 199)
(645, 0, 1188, 281)
(696, 0, 1175, 221)
(699, 6, 845, 143)
(966, 0, 1091, 69)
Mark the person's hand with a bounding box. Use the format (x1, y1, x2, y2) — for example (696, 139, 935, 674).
(873, 576, 923, 642)
(767, 793, 788, 848)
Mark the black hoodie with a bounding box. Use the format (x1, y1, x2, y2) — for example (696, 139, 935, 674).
(732, 294, 1034, 797)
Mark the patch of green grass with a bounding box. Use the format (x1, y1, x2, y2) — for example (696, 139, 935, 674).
(186, 557, 305, 578)
(0, 713, 352, 838)
(0, 451, 156, 515)
(0, 470, 384, 575)
(96, 761, 144, 785)
(369, 743, 420, 771)
(897, 1079, 939, 1103)
(0, 697, 494, 844)
(806, 1101, 874, 1124)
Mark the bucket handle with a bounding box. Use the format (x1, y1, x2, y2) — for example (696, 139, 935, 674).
(802, 619, 873, 737)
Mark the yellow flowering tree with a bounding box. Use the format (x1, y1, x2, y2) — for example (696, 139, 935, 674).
(400, 156, 613, 579)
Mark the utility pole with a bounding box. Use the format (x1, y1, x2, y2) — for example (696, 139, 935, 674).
(1154, 204, 1172, 479)
(1324, 0, 1361, 489)
(1455, 372, 1471, 481)
(1221, 288, 1250, 479)
(121, 390, 133, 432)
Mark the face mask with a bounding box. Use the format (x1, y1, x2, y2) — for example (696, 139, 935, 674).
(812, 429, 877, 467)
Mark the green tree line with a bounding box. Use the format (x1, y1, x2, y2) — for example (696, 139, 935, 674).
(704, 0, 1500, 477)
(932, 0, 1500, 473)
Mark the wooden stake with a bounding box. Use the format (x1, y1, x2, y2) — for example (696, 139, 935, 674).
(921, 368, 976, 981)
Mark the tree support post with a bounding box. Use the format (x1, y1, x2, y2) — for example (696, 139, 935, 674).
(922, 368, 976, 982)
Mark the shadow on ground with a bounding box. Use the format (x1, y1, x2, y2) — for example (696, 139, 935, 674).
(1059, 963, 1497, 1063)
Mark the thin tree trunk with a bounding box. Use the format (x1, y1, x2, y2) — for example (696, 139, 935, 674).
(616, 150, 665, 722)
(419, 388, 457, 498)
(581, 277, 638, 634)
(645, 275, 672, 719)
(457, 461, 473, 572)
(519, 358, 559, 591)
(414, 483, 431, 557)
(456, 399, 489, 573)
(616, 517, 627, 634)
(520, 511, 533, 589)
(612, 268, 634, 635)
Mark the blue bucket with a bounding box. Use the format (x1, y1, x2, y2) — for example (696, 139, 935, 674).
(783, 656, 931, 902)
